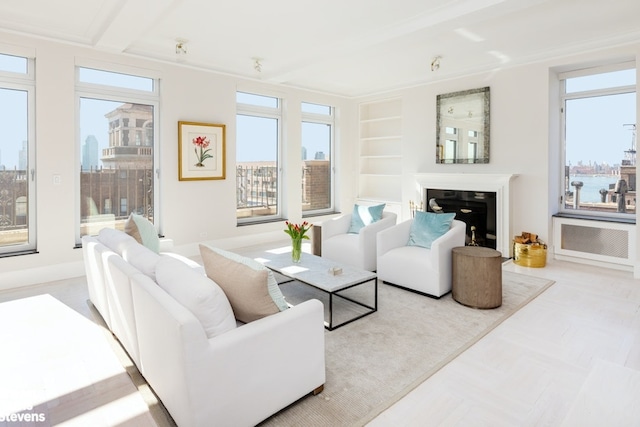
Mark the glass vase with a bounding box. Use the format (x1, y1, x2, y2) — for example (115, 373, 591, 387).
(291, 237, 302, 263)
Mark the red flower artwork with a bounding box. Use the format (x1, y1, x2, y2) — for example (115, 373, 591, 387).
(192, 135, 213, 167)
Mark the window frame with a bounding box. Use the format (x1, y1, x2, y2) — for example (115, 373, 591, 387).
(236, 91, 283, 225)
(74, 66, 160, 244)
(0, 53, 36, 256)
(301, 101, 336, 216)
(559, 61, 636, 220)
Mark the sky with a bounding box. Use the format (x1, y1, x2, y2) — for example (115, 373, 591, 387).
(564, 68, 636, 166)
(565, 92, 636, 166)
(236, 98, 332, 163)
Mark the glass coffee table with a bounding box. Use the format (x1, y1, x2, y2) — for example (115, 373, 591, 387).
(254, 250, 377, 330)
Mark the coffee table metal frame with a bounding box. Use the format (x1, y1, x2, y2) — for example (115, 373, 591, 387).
(256, 251, 377, 330)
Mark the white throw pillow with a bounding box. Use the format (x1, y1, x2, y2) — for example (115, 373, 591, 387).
(155, 256, 236, 338)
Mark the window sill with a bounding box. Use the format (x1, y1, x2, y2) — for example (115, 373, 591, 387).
(553, 212, 635, 225)
(303, 210, 341, 219)
(0, 249, 39, 259)
(237, 217, 285, 227)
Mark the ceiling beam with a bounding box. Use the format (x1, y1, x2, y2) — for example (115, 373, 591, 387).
(91, 0, 177, 53)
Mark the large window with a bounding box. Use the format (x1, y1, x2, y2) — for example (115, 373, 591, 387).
(236, 92, 282, 222)
(560, 63, 636, 218)
(0, 53, 35, 255)
(301, 102, 334, 214)
(76, 66, 159, 241)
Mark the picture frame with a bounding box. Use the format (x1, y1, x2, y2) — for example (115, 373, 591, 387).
(178, 121, 226, 180)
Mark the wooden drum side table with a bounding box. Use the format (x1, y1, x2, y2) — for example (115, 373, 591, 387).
(452, 246, 502, 309)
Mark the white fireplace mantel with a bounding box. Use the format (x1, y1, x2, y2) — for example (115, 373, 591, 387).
(415, 173, 517, 256)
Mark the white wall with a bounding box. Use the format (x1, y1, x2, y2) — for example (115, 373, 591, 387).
(0, 32, 357, 290)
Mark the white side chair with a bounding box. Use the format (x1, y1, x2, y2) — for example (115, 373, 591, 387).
(376, 219, 466, 297)
(321, 211, 397, 271)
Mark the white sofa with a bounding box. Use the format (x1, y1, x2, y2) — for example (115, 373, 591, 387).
(376, 219, 466, 298)
(82, 229, 326, 427)
(321, 211, 397, 271)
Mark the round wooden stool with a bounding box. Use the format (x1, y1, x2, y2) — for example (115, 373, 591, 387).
(452, 246, 502, 309)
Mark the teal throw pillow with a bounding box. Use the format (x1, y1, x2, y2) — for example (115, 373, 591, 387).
(348, 203, 385, 234)
(125, 213, 160, 253)
(407, 211, 456, 249)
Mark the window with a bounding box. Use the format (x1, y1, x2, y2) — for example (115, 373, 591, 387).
(301, 102, 334, 214)
(0, 53, 35, 255)
(76, 66, 159, 241)
(236, 92, 282, 222)
(560, 63, 636, 218)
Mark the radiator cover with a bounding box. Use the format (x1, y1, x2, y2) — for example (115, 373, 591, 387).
(553, 217, 634, 267)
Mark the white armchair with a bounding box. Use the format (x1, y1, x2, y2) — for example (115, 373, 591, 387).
(376, 219, 466, 297)
(321, 211, 397, 271)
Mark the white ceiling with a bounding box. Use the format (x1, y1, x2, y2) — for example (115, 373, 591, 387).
(1, 0, 639, 97)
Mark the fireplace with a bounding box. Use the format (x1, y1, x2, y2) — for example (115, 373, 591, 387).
(415, 173, 516, 256)
(426, 189, 496, 249)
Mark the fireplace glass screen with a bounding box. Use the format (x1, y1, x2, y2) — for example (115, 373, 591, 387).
(426, 189, 497, 249)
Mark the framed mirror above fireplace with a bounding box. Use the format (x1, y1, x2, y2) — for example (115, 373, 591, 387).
(436, 86, 490, 164)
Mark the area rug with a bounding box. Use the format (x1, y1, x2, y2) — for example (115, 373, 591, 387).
(258, 271, 555, 426)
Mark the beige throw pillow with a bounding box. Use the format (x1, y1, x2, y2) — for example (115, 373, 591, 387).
(199, 244, 281, 323)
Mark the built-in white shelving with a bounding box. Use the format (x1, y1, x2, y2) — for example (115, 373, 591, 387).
(358, 98, 402, 204)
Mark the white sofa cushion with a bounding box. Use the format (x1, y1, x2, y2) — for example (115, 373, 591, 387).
(98, 227, 138, 255)
(122, 239, 162, 280)
(199, 244, 288, 323)
(155, 256, 236, 338)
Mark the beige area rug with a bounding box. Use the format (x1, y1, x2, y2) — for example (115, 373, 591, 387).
(259, 270, 555, 427)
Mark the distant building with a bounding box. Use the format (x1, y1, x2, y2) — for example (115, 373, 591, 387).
(80, 103, 155, 223)
(82, 135, 99, 171)
(236, 159, 331, 216)
(18, 140, 27, 170)
(101, 103, 153, 169)
(314, 151, 325, 160)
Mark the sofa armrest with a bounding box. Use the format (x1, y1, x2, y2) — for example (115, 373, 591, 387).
(377, 219, 412, 258)
(132, 270, 325, 427)
(321, 214, 352, 241)
(359, 212, 397, 263)
(198, 299, 326, 426)
(159, 237, 174, 252)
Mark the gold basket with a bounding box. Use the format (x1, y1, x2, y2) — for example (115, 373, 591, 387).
(513, 241, 547, 268)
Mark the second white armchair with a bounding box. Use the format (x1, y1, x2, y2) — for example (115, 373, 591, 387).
(321, 209, 397, 271)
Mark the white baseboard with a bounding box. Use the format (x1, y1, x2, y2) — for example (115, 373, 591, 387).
(0, 260, 86, 292)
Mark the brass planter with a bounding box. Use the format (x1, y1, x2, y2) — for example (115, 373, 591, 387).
(513, 241, 547, 268)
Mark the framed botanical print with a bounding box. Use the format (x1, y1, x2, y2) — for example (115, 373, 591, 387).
(178, 121, 226, 180)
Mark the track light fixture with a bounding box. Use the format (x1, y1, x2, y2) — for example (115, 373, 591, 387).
(431, 56, 441, 72)
(253, 57, 263, 73)
(175, 40, 188, 56)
